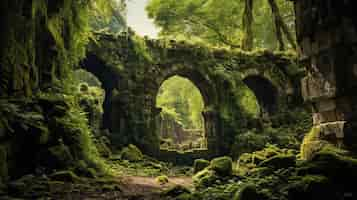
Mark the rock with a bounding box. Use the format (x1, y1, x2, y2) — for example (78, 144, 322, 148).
(284, 175, 335, 200)
(155, 175, 169, 185)
(192, 168, 218, 188)
(120, 144, 143, 162)
(233, 184, 263, 200)
(193, 159, 210, 173)
(49, 171, 81, 183)
(161, 185, 191, 197)
(210, 156, 233, 176)
(258, 155, 296, 170)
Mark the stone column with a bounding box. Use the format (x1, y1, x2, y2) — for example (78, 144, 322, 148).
(202, 110, 219, 156)
(294, 0, 357, 159)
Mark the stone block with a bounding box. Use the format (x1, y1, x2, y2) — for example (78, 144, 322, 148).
(319, 121, 346, 139)
(315, 99, 336, 113)
(301, 74, 336, 102)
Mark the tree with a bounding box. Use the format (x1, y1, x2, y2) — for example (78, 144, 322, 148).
(267, 0, 296, 50)
(242, 0, 254, 50)
(90, 0, 128, 33)
(146, 0, 296, 51)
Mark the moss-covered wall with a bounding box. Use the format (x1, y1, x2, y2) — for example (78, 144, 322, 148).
(294, 0, 357, 157)
(84, 32, 303, 156)
(0, 0, 109, 182)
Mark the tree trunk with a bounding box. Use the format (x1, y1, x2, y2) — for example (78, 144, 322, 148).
(268, 0, 296, 50)
(242, 0, 254, 51)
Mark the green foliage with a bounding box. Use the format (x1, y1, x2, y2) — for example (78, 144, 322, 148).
(90, 0, 127, 34)
(157, 75, 205, 130)
(146, 0, 296, 50)
(235, 82, 260, 118)
(193, 168, 218, 188)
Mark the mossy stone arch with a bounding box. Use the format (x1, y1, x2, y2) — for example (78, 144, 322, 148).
(240, 67, 295, 115)
(85, 33, 301, 161)
(153, 64, 220, 155)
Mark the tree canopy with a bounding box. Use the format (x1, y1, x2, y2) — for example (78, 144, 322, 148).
(146, 0, 295, 51)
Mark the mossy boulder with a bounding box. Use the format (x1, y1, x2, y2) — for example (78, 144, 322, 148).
(193, 159, 210, 173)
(233, 184, 265, 200)
(192, 168, 218, 188)
(284, 175, 335, 200)
(156, 175, 169, 185)
(49, 171, 81, 183)
(210, 156, 233, 176)
(120, 144, 143, 162)
(258, 155, 296, 169)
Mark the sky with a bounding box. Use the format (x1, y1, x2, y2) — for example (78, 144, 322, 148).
(127, 0, 159, 38)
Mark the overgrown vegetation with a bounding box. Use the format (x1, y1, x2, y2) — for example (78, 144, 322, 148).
(146, 0, 296, 50)
(157, 76, 206, 150)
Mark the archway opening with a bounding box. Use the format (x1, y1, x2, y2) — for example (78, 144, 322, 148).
(156, 75, 207, 151)
(73, 69, 106, 135)
(243, 76, 278, 116)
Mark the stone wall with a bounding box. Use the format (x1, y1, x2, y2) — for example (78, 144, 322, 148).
(84, 32, 302, 157)
(294, 0, 357, 157)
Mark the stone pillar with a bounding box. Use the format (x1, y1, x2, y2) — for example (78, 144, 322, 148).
(295, 0, 357, 158)
(202, 110, 219, 156)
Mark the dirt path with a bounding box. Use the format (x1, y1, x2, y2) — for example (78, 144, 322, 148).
(118, 176, 193, 199)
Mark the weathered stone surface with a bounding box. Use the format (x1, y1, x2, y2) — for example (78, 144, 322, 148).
(319, 121, 346, 139)
(296, 0, 357, 156)
(301, 74, 336, 102)
(85, 32, 301, 156)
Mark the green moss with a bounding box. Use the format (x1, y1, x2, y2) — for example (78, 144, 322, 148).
(47, 143, 74, 169)
(210, 156, 233, 176)
(300, 126, 325, 160)
(233, 184, 262, 200)
(155, 175, 169, 185)
(49, 170, 81, 183)
(161, 185, 191, 197)
(192, 168, 218, 188)
(120, 144, 143, 162)
(193, 159, 210, 173)
(258, 154, 296, 169)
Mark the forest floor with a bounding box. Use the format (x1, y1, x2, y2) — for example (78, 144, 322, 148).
(117, 176, 193, 200)
(0, 175, 193, 200)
